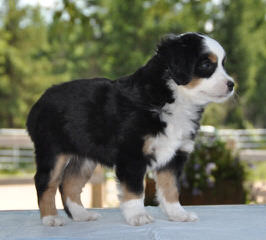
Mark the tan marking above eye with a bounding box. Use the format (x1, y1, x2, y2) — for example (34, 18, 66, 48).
(208, 53, 218, 63)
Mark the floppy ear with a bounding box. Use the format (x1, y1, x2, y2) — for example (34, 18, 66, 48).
(157, 35, 198, 85)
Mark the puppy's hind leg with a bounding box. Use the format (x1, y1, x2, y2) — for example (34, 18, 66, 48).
(35, 154, 69, 226)
(59, 157, 100, 222)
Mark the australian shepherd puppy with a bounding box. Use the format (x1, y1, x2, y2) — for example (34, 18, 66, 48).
(27, 33, 234, 226)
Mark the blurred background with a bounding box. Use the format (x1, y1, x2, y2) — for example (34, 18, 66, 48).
(0, 0, 266, 210)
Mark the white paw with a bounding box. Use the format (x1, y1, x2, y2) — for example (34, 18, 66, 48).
(169, 210, 198, 222)
(73, 210, 101, 222)
(126, 212, 154, 226)
(121, 198, 154, 226)
(66, 198, 100, 222)
(159, 200, 199, 222)
(42, 215, 66, 226)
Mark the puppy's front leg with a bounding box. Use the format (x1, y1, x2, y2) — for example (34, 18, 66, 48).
(155, 151, 198, 222)
(116, 165, 153, 226)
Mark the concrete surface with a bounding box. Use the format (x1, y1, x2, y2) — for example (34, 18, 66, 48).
(0, 205, 265, 240)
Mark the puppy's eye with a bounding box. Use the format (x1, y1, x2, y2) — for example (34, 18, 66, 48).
(199, 59, 212, 69)
(195, 57, 217, 78)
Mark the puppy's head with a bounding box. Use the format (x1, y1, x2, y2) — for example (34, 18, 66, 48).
(157, 33, 234, 104)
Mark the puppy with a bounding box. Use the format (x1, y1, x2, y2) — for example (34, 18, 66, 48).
(26, 32, 234, 226)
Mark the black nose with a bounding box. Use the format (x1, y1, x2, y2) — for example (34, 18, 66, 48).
(227, 81, 234, 91)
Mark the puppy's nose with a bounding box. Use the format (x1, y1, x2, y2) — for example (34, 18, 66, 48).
(227, 81, 234, 92)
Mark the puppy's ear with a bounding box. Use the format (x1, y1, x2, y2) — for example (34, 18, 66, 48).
(157, 34, 199, 85)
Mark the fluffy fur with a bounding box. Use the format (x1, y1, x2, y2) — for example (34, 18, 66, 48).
(27, 32, 234, 226)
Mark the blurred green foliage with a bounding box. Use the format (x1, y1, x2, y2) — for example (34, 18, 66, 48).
(0, 0, 265, 128)
(247, 161, 266, 181)
(183, 138, 246, 192)
(179, 137, 247, 204)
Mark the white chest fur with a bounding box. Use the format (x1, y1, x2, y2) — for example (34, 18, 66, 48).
(145, 81, 201, 170)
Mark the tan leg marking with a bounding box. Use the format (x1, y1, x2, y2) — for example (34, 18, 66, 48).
(120, 184, 143, 203)
(61, 160, 96, 206)
(39, 154, 69, 218)
(60, 160, 101, 222)
(156, 170, 199, 222)
(156, 170, 179, 203)
(61, 176, 86, 205)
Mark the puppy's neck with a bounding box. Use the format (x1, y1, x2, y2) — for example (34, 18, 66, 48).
(135, 54, 167, 81)
(130, 55, 175, 106)
(162, 79, 205, 126)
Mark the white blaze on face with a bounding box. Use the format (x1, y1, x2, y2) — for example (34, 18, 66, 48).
(203, 36, 225, 64)
(204, 36, 233, 82)
(181, 35, 234, 104)
(203, 36, 234, 99)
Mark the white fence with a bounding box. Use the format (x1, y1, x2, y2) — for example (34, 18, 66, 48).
(0, 129, 33, 168)
(199, 126, 266, 162)
(200, 126, 266, 149)
(0, 126, 266, 168)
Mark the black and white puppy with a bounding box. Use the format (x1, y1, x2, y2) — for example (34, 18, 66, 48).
(27, 33, 234, 226)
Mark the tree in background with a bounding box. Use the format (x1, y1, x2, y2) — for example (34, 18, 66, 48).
(51, 0, 211, 79)
(202, 0, 266, 128)
(0, 0, 265, 128)
(0, 0, 66, 127)
(243, 0, 266, 127)
(42, 0, 266, 128)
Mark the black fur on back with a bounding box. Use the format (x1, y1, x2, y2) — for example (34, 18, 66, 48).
(27, 33, 205, 196)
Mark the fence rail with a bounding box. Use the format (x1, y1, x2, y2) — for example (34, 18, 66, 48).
(0, 129, 33, 168)
(0, 129, 105, 207)
(0, 127, 266, 168)
(200, 126, 266, 149)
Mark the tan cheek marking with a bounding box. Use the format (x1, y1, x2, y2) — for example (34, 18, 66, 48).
(185, 77, 204, 89)
(208, 53, 218, 63)
(156, 170, 179, 203)
(120, 184, 143, 202)
(39, 154, 69, 217)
